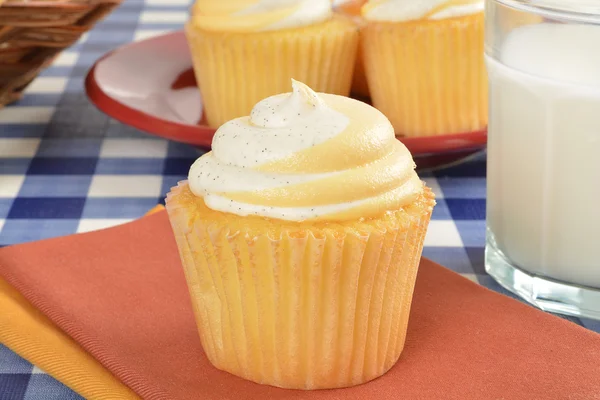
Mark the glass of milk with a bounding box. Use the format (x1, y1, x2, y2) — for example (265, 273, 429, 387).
(485, 0, 600, 319)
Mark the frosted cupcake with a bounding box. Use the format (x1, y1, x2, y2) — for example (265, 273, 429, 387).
(361, 0, 487, 137)
(166, 80, 435, 390)
(187, 0, 359, 128)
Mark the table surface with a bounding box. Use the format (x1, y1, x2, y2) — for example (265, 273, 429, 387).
(0, 0, 598, 398)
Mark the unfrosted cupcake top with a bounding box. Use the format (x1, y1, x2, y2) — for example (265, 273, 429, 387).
(188, 80, 423, 222)
(191, 0, 332, 32)
(362, 0, 484, 21)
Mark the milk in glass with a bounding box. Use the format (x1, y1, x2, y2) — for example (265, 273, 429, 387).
(486, 23, 600, 288)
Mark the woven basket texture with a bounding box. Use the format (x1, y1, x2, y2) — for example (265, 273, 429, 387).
(0, 0, 122, 107)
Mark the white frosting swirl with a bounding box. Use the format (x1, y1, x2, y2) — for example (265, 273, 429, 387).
(189, 80, 349, 220)
(192, 0, 332, 32)
(189, 80, 422, 222)
(363, 0, 484, 22)
(210, 81, 349, 169)
(249, 0, 332, 30)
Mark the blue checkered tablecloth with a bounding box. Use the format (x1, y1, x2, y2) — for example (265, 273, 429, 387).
(0, 0, 599, 398)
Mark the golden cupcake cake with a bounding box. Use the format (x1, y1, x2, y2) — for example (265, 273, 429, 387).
(361, 0, 487, 137)
(166, 80, 435, 390)
(187, 0, 359, 128)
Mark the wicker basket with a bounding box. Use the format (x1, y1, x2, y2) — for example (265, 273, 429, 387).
(0, 0, 122, 107)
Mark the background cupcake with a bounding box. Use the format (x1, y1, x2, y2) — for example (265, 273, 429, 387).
(361, 0, 487, 137)
(166, 80, 435, 390)
(187, 0, 359, 128)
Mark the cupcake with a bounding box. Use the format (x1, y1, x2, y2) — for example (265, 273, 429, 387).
(361, 0, 487, 137)
(334, 0, 370, 98)
(187, 0, 359, 128)
(166, 80, 435, 390)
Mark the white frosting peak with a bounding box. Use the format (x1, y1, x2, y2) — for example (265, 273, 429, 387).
(249, 79, 326, 129)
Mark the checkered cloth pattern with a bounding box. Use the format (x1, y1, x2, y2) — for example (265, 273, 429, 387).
(0, 0, 598, 398)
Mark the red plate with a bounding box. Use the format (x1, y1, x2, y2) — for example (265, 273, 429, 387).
(85, 31, 486, 169)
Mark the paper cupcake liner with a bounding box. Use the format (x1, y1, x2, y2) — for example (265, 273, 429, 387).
(166, 182, 434, 390)
(185, 16, 359, 128)
(362, 13, 487, 137)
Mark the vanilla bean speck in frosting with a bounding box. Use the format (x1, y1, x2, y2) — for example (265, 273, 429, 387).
(191, 0, 333, 32)
(188, 80, 423, 222)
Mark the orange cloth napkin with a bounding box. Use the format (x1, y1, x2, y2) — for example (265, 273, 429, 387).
(0, 206, 164, 400)
(0, 278, 139, 399)
(1, 210, 599, 400)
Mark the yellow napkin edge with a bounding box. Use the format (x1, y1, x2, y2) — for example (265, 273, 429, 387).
(0, 205, 165, 400)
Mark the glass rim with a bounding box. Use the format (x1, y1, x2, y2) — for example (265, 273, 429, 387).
(492, 0, 600, 23)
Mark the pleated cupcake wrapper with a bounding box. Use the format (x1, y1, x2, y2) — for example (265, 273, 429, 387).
(362, 13, 488, 137)
(166, 182, 434, 390)
(185, 16, 359, 128)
